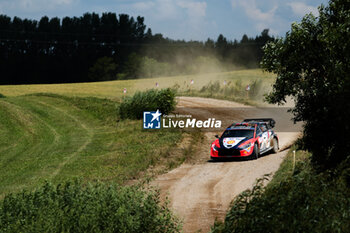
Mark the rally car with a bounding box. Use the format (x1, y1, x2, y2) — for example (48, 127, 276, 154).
(210, 118, 279, 160)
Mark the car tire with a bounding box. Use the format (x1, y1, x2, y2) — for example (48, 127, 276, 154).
(272, 138, 279, 153)
(252, 144, 259, 160)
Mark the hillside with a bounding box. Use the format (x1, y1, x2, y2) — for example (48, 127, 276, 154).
(0, 94, 181, 197)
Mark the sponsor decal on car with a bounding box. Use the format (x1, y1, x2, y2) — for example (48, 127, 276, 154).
(223, 137, 245, 148)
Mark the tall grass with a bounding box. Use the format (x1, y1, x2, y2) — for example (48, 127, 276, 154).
(0, 181, 181, 233)
(179, 78, 264, 105)
(119, 88, 176, 119)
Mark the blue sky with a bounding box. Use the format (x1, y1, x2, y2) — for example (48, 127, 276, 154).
(0, 0, 328, 41)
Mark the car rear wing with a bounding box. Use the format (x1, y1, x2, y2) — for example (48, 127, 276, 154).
(243, 118, 276, 128)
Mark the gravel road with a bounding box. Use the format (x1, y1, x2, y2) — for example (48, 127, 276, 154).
(153, 97, 300, 233)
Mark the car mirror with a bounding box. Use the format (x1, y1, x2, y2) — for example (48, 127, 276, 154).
(215, 135, 219, 138)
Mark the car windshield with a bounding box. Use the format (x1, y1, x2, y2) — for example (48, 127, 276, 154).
(221, 129, 254, 138)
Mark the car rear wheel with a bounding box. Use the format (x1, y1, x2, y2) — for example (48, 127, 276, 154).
(272, 138, 279, 153)
(252, 144, 259, 160)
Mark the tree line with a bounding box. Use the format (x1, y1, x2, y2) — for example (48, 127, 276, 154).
(0, 13, 274, 84)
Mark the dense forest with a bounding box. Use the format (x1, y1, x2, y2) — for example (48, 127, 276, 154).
(0, 13, 274, 84)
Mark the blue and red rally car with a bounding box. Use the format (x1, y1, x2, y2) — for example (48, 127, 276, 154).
(210, 118, 279, 160)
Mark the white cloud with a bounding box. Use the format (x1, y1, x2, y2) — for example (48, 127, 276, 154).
(231, 0, 278, 31)
(287, 2, 319, 17)
(232, 0, 277, 22)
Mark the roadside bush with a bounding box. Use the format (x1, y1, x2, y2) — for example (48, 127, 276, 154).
(211, 151, 350, 233)
(0, 93, 5, 98)
(0, 181, 181, 233)
(119, 88, 176, 119)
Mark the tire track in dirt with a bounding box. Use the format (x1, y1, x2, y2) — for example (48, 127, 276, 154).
(152, 97, 300, 233)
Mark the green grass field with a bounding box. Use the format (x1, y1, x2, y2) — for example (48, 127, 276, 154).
(0, 69, 275, 99)
(0, 94, 182, 197)
(0, 69, 274, 197)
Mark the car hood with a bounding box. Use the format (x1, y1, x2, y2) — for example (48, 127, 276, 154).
(220, 137, 247, 149)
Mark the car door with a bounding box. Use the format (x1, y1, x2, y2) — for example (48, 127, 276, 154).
(256, 126, 264, 149)
(259, 124, 269, 150)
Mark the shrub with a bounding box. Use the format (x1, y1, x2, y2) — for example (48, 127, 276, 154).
(119, 88, 176, 119)
(0, 181, 181, 233)
(0, 93, 5, 98)
(211, 151, 350, 233)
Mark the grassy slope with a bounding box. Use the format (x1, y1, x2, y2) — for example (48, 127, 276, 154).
(0, 69, 275, 99)
(0, 69, 274, 197)
(0, 94, 182, 197)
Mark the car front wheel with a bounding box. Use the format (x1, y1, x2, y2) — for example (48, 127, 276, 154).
(252, 144, 259, 160)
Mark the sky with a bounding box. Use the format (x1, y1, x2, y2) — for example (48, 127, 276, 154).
(0, 0, 328, 41)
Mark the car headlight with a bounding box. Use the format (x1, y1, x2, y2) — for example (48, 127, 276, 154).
(239, 142, 252, 150)
(212, 144, 220, 151)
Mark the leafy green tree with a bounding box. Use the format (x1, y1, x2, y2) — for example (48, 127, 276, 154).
(88, 57, 118, 81)
(123, 53, 142, 79)
(262, 0, 350, 169)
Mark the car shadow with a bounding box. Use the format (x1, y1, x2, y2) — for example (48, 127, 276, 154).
(207, 150, 277, 163)
(207, 157, 252, 163)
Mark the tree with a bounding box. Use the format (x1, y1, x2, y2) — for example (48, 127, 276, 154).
(123, 53, 142, 79)
(240, 34, 249, 44)
(0, 11, 274, 84)
(261, 0, 350, 169)
(215, 34, 228, 59)
(88, 57, 118, 81)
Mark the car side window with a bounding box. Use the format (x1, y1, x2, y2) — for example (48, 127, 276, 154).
(260, 124, 267, 132)
(256, 127, 262, 135)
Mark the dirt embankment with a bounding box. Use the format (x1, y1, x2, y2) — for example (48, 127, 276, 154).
(152, 97, 300, 233)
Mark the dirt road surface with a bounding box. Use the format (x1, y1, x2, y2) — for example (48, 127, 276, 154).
(152, 97, 301, 233)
